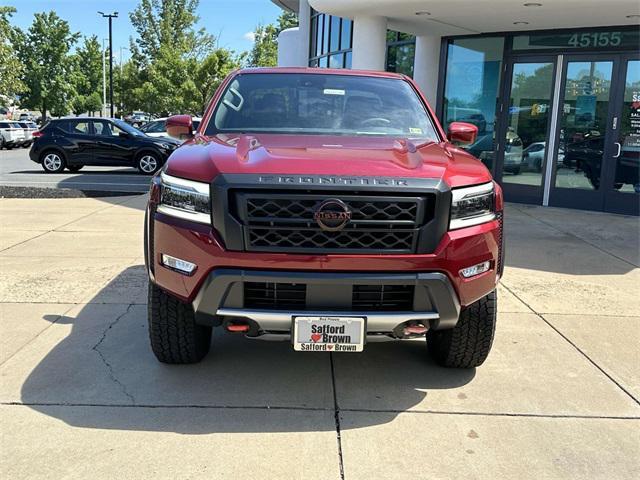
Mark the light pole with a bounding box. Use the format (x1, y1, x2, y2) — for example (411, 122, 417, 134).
(98, 11, 118, 118)
(102, 38, 107, 117)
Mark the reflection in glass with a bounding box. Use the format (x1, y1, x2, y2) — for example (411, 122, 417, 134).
(614, 60, 640, 194)
(443, 37, 505, 171)
(340, 19, 352, 50)
(315, 15, 323, 57)
(330, 15, 340, 52)
(328, 53, 344, 69)
(556, 61, 613, 190)
(386, 43, 415, 77)
(502, 62, 554, 186)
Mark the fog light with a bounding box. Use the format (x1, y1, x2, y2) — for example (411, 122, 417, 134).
(460, 261, 490, 279)
(161, 254, 196, 275)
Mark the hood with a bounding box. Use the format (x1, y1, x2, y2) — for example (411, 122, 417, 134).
(164, 133, 492, 188)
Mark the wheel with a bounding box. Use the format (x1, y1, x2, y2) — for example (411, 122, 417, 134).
(510, 167, 520, 175)
(148, 283, 212, 364)
(67, 166, 83, 172)
(41, 150, 66, 173)
(137, 152, 161, 175)
(427, 290, 497, 368)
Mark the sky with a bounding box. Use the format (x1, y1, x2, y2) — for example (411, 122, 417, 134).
(4, 0, 283, 60)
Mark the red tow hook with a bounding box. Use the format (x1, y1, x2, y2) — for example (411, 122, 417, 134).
(227, 323, 250, 333)
(403, 324, 428, 336)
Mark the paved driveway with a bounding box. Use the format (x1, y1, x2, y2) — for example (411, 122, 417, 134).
(1, 196, 639, 479)
(0, 148, 150, 193)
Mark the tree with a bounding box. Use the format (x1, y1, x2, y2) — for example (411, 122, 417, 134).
(84, 92, 103, 115)
(129, 0, 213, 66)
(135, 45, 199, 115)
(246, 12, 298, 67)
(194, 48, 240, 113)
(73, 35, 103, 98)
(0, 6, 24, 101)
(127, 0, 217, 115)
(15, 11, 80, 118)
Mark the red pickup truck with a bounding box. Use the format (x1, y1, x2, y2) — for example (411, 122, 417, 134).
(144, 68, 504, 368)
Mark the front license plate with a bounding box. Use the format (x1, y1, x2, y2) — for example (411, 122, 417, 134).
(293, 316, 365, 352)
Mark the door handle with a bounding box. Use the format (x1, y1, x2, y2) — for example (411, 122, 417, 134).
(613, 142, 621, 158)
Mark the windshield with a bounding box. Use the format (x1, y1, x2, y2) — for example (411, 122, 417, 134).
(206, 73, 439, 140)
(114, 119, 145, 136)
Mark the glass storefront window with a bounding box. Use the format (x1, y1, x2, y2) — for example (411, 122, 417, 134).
(322, 15, 329, 54)
(309, 11, 351, 69)
(386, 43, 415, 77)
(556, 61, 614, 191)
(443, 37, 505, 171)
(340, 19, 352, 50)
(329, 53, 344, 68)
(614, 60, 640, 194)
(502, 62, 555, 186)
(330, 15, 340, 52)
(345, 51, 352, 69)
(385, 31, 416, 77)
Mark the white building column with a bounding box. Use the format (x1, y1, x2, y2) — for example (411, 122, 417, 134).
(297, 0, 311, 66)
(351, 16, 387, 71)
(412, 35, 441, 106)
(276, 0, 311, 67)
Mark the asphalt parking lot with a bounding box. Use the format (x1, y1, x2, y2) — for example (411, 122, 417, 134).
(1, 195, 639, 479)
(0, 148, 151, 193)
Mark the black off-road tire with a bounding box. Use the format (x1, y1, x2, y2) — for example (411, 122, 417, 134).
(427, 290, 497, 368)
(148, 283, 212, 364)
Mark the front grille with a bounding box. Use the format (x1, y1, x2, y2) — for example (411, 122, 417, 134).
(235, 192, 433, 254)
(248, 228, 415, 251)
(246, 197, 420, 222)
(244, 282, 306, 309)
(352, 285, 414, 311)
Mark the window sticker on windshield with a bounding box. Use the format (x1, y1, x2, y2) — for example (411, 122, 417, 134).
(409, 127, 423, 134)
(323, 88, 345, 96)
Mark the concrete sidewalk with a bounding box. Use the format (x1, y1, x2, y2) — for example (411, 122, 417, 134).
(1, 196, 639, 479)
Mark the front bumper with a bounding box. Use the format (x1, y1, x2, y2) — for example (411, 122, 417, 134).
(192, 269, 460, 333)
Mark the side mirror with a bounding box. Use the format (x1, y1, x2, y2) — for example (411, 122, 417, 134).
(166, 115, 193, 140)
(118, 131, 129, 138)
(447, 122, 478, 147)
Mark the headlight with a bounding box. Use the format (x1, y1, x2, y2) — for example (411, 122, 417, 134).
(449, 182, 495, 230)
(157, 172, 211, 224)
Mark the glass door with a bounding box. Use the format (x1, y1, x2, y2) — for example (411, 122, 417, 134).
(549, 55, 617, 210)
(603, 55, 640, 215)
(496, 56, 557, 204)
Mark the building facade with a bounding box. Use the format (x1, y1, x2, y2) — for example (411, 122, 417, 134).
(273, 0, 640, 215)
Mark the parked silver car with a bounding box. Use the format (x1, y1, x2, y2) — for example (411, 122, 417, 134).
(0, 121, 24, 149)
(17, 121, 38, 148)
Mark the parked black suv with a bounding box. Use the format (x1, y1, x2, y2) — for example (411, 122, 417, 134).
(29, 117, 180, 174)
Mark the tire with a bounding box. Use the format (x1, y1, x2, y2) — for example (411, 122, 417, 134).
(148, 283, 212, 364)
(427, 290, 497, 368)
(137, 152, 161, 175)
(40, 150, 66, 173)
(67, 165, 83, 172)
